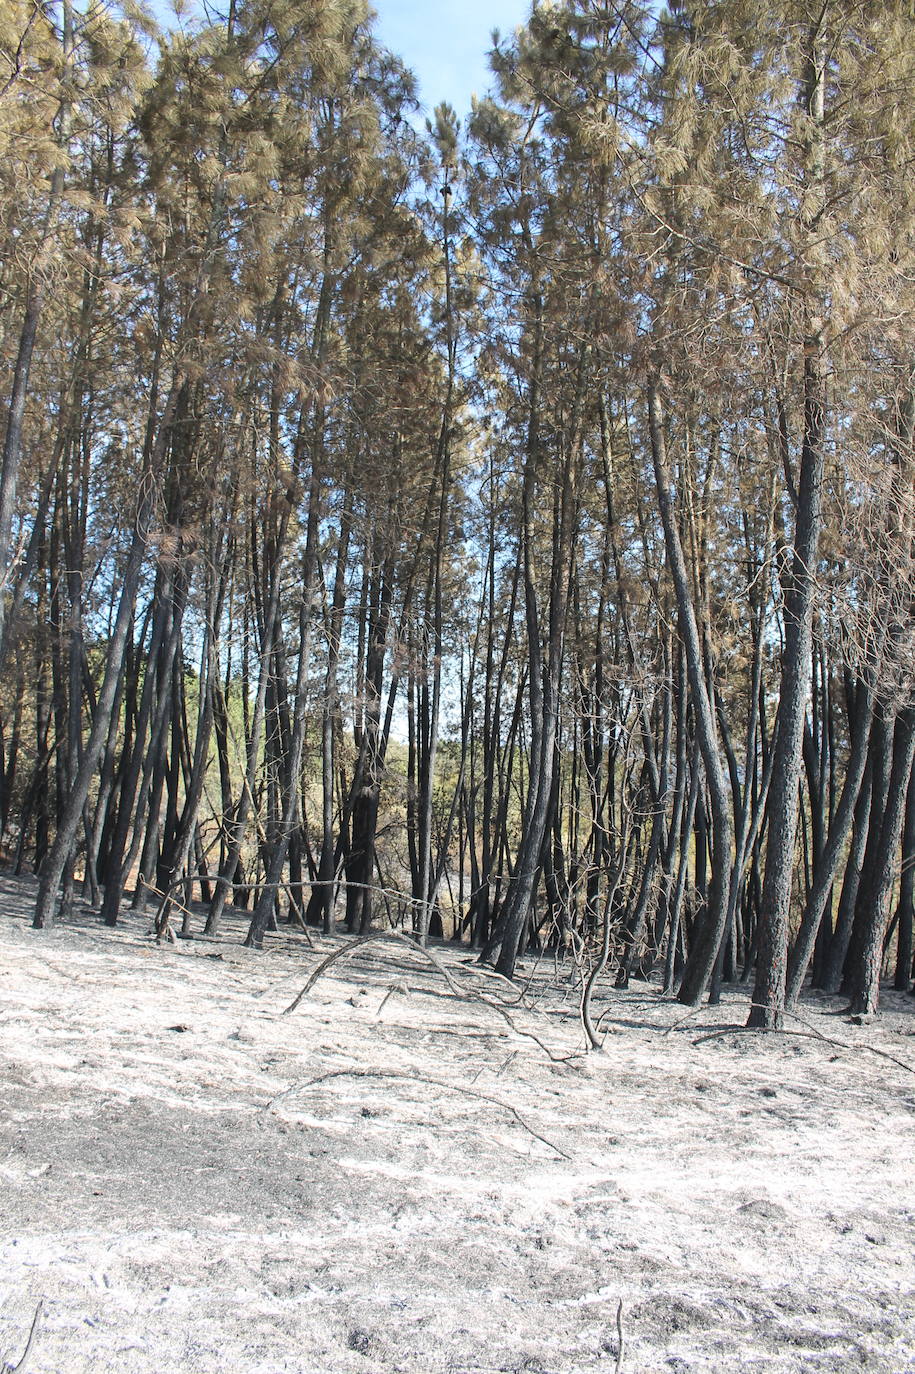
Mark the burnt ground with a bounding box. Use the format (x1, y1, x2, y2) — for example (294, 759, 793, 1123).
(0, 869, 913, 1373)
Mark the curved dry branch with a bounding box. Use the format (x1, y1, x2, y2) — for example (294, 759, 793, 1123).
(281, 931, 461, 1013)
(282, 931, 581, 1065)
(2, 1300, 43, 1374)
(693, 1003, 915, 1076)
(269, 1066, 572, 1160)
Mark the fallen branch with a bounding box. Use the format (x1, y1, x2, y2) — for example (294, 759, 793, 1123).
(693, 1004, 915, 1077)
(2, 1300, 43, 1374)
(376, 981, 410, 1017)
(268, 1067, 572, 1160)
(615, 1298, 625, 1374)
(777, 1003, 915, 1074)
(282, 933, 462, 1013)
(282, 932, 580, 1065)
(460, 958, 527, 1000)
(662, 1004, 705, 1036)
(485, 999, 580, 1066)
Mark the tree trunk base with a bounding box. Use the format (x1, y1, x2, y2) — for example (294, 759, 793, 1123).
(746, 1003, 784, 1030)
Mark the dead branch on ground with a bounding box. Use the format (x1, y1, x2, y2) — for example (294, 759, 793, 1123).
(615, 1298, 625, 1373)
(693, 1004, 915, 1076)
(267, 1066, 572, 1160)
(2, 1300, 43, 1374)
(281, 931, 581, 1065)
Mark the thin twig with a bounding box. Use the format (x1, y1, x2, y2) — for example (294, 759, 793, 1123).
(471, 1049, 518, 1084)
(751, 1002, 915, 1077)
(615, 1298, 625, 1374)
(282, 932, 581, 1065)
(663, 1004, 705, 1036)
(268, 1067, 572, 1160)
(376, 981, 409, 1017)
(460, 958, 528, 1002)
(581, 851, 628, 1050)
(693, 1004, 915, 1077)
(282, 932, 463, 1013)
(3, 1299, 43, 1374)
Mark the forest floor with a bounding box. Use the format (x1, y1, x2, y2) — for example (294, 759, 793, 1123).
(0, 871, 914, 1374)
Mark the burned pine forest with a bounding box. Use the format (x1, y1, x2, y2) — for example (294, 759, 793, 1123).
(3, 0, 915, 1033)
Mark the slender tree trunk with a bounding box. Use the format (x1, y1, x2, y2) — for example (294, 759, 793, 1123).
(245, 484, 319, 948)
(749, 20, 828, 1030)
(786, 678, 874, 1003)
(748, 338, 825, 1027)
(893, 753, 915, 992)
(847, 707, 915, 1015)
(648, 381, 734, 1005)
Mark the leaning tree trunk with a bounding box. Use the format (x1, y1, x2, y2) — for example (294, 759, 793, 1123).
(846, 707, 915, 1015)
(786, 676, 874, 1004)
(747, 327, 825, 1028)
(647, 380, 734, 1006)
(748, 20, 829, 1030)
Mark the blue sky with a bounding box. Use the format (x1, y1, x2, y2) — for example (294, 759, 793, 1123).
(370, 0, 532, 122)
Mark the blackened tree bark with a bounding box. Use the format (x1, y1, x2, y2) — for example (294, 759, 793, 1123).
(486, 346, 583, 979)
(786, 676, 874, 1004)
(647, 380, 734, 1006)
(245, 480, 319, 949)
(748, 19, 828, 1030)
(33, 376, 183, 928)
(893, 754, 915, 992)
(847, 707, 915, 1015)
(748, 331, 825, 1028)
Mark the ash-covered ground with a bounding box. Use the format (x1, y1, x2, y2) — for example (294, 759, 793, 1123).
(1, 871, 913, 1373)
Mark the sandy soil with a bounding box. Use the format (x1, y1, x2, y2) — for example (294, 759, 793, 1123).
(1, 869, 913, 1374)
